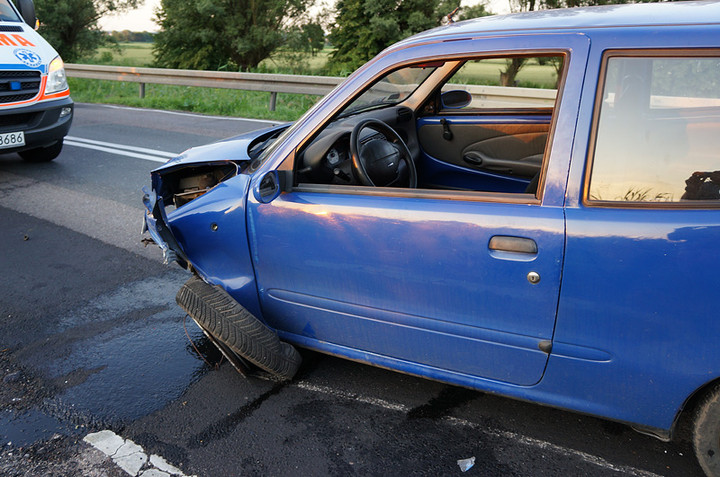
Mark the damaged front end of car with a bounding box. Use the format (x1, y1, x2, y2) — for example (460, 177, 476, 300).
(142, 124, 286, 268)
(141, 124, 302, 380)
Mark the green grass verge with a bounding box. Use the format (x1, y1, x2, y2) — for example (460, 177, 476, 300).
(68, 78, 320, 121)
(90, 42, 155, 67)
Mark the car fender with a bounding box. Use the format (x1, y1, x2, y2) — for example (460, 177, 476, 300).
(166, 173, 264, 321)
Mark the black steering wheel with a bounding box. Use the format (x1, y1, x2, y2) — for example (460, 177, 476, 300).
(350, 119, 417, 188)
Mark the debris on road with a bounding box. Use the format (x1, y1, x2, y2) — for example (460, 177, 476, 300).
(457, 456, 475, 472)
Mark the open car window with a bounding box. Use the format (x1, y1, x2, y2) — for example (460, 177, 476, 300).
(297, 53, 567, 198)
(440, 56, 561, 110)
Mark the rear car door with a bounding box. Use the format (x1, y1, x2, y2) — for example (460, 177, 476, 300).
(558, 40, 720, 428)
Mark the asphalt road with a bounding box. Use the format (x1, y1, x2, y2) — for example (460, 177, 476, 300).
(0, 103, 705, 476)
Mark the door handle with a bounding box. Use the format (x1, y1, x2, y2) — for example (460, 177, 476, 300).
(488, 236, 538, 254)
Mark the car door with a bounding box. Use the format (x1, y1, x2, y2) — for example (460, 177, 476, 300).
(247, 35, 589, 387)
(557, 46, 720, 427)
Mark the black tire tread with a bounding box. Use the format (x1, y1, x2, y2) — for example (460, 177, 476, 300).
(19, 139, 63, 163)
(176, 276, 301, 380)
(693, 383, 720, 477)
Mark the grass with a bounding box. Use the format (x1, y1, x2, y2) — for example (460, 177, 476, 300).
(256, 48, 334, 76)
(89, 42, 155, 67)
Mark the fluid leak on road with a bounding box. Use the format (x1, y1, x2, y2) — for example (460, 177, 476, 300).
(2, 269, 220, 445)
(0, 409, 72, 448)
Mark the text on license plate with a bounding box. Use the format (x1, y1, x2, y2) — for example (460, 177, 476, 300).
(0, 131, 24, 149)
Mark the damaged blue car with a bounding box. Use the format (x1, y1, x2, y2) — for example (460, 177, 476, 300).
(143, 3, 720, 475)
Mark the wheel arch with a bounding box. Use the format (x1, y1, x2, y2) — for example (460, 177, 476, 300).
(670, 377, 720, 442)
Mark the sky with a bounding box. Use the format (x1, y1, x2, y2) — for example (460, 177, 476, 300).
(98, 0, 512, 33)
(99, 0, 160, 32)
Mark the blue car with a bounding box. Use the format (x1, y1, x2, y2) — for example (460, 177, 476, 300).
(143, 2, 720, 474)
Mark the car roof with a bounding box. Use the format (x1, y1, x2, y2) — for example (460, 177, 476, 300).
(404, 0, 720, 44)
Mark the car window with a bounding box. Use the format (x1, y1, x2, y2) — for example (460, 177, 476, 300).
(296, 53, 568, 198)
(441, 56, 561, 110)
(339, 64, 440, 118)
(588, 53, 720, 204)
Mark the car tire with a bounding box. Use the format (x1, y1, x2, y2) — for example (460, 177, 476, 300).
(176, 275, 301, 380)
(693, 383, 720, 476)
(19, 139, 63, 163)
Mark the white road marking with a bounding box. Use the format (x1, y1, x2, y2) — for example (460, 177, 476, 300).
(65, 136, 176, 163)
(294, 381, 665, 477)
(84, 430, 193, 477)
(66, 136, 178, 158)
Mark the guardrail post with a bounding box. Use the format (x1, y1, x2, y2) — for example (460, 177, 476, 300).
(139, 83, 145, 99)
(269, 92, 277, 111)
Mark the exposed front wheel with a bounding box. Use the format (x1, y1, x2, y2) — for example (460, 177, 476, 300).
(176, 275, 302, 380)
(19, 139, 63, 163)
(693, 384, 720, 476)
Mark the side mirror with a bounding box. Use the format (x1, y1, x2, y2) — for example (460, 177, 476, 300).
(14, 0, 37, 29)
(253, 170, 283, 203)
(441, 90, 472, 109)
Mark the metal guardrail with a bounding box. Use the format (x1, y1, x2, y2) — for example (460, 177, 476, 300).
(65, 64, 345, 111)
(65, 64, 557, 111)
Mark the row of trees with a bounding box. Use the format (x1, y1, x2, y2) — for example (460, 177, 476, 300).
(108, 29, 154, 42)
(33, 0, 663, 72)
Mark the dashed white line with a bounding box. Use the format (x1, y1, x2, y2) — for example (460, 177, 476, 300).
(293, 381, 665, 477)
(84, 430, 193, 477)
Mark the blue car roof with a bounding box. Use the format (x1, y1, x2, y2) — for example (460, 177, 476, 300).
(403, 0, 720, 44)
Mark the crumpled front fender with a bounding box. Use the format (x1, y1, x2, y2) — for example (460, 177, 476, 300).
(142, 186, 188, 267)
(160, 174, 264, 321)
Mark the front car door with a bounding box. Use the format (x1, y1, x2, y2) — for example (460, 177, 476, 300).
(247, 34, 589, 387)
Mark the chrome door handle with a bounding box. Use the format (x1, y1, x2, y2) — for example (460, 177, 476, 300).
(488, 236, 538, 254)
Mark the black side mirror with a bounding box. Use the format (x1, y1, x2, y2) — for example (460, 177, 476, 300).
(441, 90, 472, 109)
(14, 0, 37, 29)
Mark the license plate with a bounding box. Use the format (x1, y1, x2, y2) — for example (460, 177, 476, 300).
(0, 131, 24, 149)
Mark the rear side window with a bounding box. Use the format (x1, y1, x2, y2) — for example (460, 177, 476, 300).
(587, 52, 720, 204)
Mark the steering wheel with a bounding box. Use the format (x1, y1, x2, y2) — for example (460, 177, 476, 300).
(350, 119, 417, 188)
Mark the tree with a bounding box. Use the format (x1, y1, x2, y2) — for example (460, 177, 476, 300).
(152, 0, 309, 72)
(503, 0, 653, 82)
(458, 3, 492, 20)
(328, 0, 471, 74)
(35, 0, 141, 62)
(302, 22, 325, 56)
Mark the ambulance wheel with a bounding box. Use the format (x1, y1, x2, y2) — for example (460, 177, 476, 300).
(20, 139, 63, 163)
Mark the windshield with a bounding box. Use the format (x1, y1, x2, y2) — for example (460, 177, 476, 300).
(253, 63, 440, 170)
(0, 0, 21, 22)
(339, 63, 440, 117)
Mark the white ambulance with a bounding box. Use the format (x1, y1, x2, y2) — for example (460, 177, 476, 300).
(0, 0, 71, 162)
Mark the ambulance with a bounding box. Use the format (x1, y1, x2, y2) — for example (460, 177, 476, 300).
(0, 0, 71, 162)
